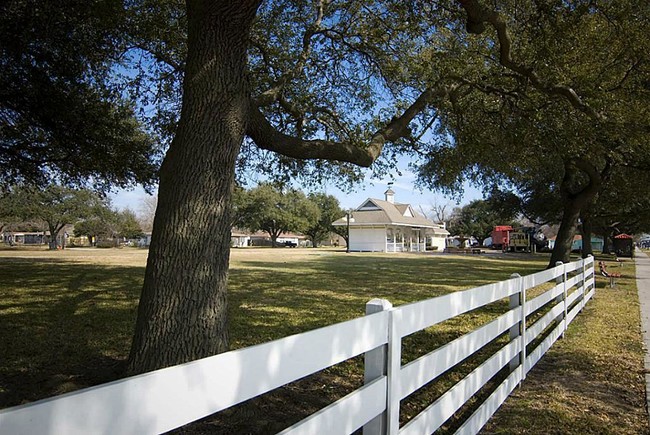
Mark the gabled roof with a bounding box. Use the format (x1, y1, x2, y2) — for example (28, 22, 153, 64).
(333, 198, 449, 234)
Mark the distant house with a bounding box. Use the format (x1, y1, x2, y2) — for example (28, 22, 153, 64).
(332, 188, 449, 252)
(231, 229, 251, 247)
(241, 231, 307, 247)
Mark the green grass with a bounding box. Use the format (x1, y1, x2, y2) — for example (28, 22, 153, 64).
(483, 257, 648, 435)
(0, 248, 646, 434)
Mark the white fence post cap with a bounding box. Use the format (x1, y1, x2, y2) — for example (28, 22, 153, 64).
(366, 299, 393, 312)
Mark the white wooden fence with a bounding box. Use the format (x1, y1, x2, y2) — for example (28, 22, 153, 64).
(0, 256, 595, 434)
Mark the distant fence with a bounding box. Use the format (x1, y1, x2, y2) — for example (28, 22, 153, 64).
(0, 257, 595, 434)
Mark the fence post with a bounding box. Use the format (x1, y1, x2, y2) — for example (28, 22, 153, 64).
(508, 273, 523, 378)
(587, 254, 594, 299)
(364, 299, 393, 435)
(578, 258, 585, 311)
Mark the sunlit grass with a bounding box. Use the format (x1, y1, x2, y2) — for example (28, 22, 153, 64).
(0, 247, 645, 434)
(482, 257, 648, 435)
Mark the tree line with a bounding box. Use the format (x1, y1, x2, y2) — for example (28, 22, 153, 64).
(233, 184, 347, 248)
(0, 186, 143, 249)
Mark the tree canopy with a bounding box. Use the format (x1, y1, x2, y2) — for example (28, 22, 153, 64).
(304, 192, 343, 247)
(0, 0, 159, 190)
(6, 0, 647, 372)
(237, 183, 319, 246)
(10, 185, 108, 249)
(447, 198, 518, 241)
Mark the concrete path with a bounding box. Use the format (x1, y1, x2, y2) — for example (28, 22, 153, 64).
(635, 248, 650, 423)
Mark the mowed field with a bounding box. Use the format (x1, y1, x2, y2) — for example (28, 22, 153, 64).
(0, 247, 647, 434)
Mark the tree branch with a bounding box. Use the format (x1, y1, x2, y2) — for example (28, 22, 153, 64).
(246, 86, 455, 166)
(457, 0, 606, 122)
(254, 0, 326, 107)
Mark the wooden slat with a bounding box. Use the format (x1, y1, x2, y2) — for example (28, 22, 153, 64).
(566, 286, 583, 307)
(525, 302, 564, 345)
(454, 370, 522, 435)
(565, 273, 583, 290)
(525, 284, 563, 316)
(564, 259, 583, 273)
(396, 279, 518, 338)
(567, 301, 582, 325)
(585, 287, 595, 303)
(279, 376, 387, 435)
(400, 309, 519, 398)
(0, 311, 390, 435)
(399, 340, 520, 435)
(526, 321, 564, 372)
(525, 266, 563, 289)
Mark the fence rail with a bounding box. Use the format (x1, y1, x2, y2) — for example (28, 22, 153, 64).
(0, 256, 595, 435)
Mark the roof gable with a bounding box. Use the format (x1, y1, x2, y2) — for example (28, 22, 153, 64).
(358, 199, 381, 211)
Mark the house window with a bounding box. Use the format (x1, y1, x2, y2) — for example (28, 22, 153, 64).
(386, 228, 394, 243)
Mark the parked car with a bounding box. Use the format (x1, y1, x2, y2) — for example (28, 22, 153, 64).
(273, 240, 298, 248)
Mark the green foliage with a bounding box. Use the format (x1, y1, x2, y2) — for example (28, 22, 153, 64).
(238, 184, 320, 243)
(0, 0, 159, 190)
(447, 198, 518, 240)
(10, 185, 108, 248)
(74, 206, 144, 242)
(116, 209, 144, 240)
(303, 193, 343, 247)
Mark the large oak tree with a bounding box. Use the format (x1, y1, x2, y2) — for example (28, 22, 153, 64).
(128, 0, 650, 372)
(4, 0, 647, 372)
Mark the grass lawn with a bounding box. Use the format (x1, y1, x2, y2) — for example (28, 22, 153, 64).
(0, 247, 647, 433)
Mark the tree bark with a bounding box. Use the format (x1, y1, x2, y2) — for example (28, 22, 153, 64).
(548, 160, 602, 267)
(128, 1, 261, 374)
(580, 212, 594, 258)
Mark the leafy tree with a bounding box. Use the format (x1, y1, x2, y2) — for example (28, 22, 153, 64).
(13, 0, 638, 372)
(0, 192, 19, 235)
(414, 1, 649, 266)
(447, 199, 517, 241)
(0, 0, 159, 190)
(127, 1, 468, 373)
(304, 193, 343, 247)
(331, 212, 351, 251)
(117, 209, 144, 240)
(12, 186, 108, 249)
(240, 184, 319, 247)
(580, 167, 650, 256)
(74, 214, 116, 244)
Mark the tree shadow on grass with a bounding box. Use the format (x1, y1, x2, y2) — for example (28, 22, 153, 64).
(228, 254, 547, 347)
(0, 258, 144, 408)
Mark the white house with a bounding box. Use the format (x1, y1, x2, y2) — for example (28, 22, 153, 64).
(332, 188, 450, 252)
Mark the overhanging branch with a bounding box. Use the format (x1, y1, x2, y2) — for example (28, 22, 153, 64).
(246, 86, 456, 167)
(457, 0, 606, 122)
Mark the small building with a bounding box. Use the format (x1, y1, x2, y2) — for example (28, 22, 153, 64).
(231, 229, 251, 247)
(332, 188, 449, 252)
(613, 233, 634, 257)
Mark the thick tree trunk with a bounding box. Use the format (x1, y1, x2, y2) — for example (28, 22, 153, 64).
(128, 1, 260, 374)
(548, 160, 602, 268)
(549, 200, 581, 266)
(580, 212, 593, 258)
(603, 228, 613, 254)
(47, 222, 59, 250)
